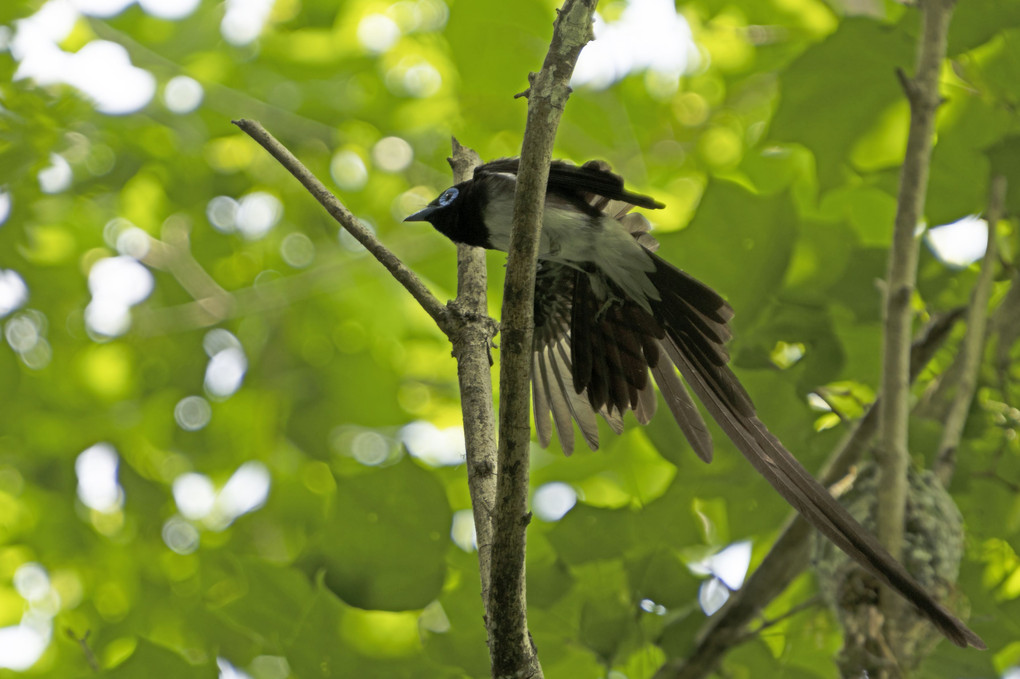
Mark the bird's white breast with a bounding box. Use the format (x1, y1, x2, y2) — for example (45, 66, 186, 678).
(484, 191, 659, 309)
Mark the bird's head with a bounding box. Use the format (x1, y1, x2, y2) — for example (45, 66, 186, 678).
(404, 182, 490, 248)
(404, 185, 464, 226)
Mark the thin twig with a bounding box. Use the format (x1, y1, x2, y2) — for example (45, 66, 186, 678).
(65, 628, 99, 673)
(232, 119, 452, 334)
(488, 2, 598, 677)
(934, 175, 1006, 485)
(876, 0, 956, 639)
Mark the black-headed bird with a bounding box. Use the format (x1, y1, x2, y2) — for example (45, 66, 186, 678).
(405, 158, 983, 649)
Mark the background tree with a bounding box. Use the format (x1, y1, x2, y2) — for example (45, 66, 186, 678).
(0, 0, 1018, 678)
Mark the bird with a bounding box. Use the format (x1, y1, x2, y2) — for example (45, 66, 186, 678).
(405, 157, 985, 650)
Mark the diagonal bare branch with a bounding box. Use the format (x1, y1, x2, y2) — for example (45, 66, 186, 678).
(232, 118, 452, 334)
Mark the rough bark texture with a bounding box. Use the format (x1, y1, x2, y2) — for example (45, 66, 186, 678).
(447, 140, 500, 643)
(876, 0, 956, 655)
(488, 3, 598, 676)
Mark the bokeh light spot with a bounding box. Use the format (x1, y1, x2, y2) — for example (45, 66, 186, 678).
(162, 516, 200, 554)
(330, 150, 369, 191)
(114, 226, 151, 259)
(351, 430, 391, 466)
(217, 461, 270, 520)
(172, 473, 216, 520)
(0, 272, 30, 318)
(358, 14, 401, 53)
(67, 41, 156, 114)
(573, 0, 697, 90)
(450, 509, 476, 552)
(532, 482, 577, 521)
(203, 328, 242, 356)
(0, 191, 11, 225)
(88, 256, 153, 306)
(0, 623, 49, 671)
(399, 60, 442, 97)
(235, 192, 282, 240)
(175, 395, 212, 431)
(72, 0, 133, 17)
(38, 154, 72, 194)
(280, 232, 315, 268)
(85, 256, 153, 338)
(139, 0, 201, 20)
(372, 136, 414, 172)
(218, 657, 255, 679)
(13, 563, 50, 604)
(221, 0, 274, 45)
(926, 215, 988, 267)
(207, 196, 239, 233)
(399, 421, 465, 466)
(163, 75, 203, 113)
(4, 310, 50, 369)
(205, 346, 247, 398)
(75, 443, 123, 513)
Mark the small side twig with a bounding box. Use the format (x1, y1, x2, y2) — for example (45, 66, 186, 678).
(934, 175, 1006, 485)
(66, 628, 100, 672)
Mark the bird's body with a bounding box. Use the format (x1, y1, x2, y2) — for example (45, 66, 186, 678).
(406, 158, 984, 650)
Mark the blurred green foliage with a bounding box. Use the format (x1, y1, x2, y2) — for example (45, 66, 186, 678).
(1, 0, 1019, 677)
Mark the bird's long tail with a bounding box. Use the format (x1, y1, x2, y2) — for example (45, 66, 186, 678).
(645, 253, 985, 649)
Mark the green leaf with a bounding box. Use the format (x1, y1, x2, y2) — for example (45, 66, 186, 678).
(309, 457, 451, 610)
(100, 639, 217, 679)
(771, 17, 915, 188)
(658, 181, 797, 330)
(987, 136, 1020, 215)
(547, 504, 638, 565)
(211, 557, 316, 648)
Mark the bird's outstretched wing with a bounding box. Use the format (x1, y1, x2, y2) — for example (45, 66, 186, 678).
(525, 159, 984, 649)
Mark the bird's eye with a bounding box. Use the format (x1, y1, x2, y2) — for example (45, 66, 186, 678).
(438, 188, 459, 206)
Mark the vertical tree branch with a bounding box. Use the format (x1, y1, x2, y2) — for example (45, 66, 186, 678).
(934, 175, 1006, 485)
(488, 2, 597, 676)
(877, 0, 956, 637)
(446, 140, 500, 627)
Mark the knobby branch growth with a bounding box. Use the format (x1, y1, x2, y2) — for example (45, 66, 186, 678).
(487, 2, 598, 677)
(446, 139, 500, 624)
(876, 0, 956, 639)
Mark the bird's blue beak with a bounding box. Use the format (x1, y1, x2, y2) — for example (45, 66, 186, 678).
(404, 205, 437, 223)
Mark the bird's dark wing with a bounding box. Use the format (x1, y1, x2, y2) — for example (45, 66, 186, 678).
(476, 158, 665, 212)
(532, 261, 625, 454)
(530, 203, 713, 459)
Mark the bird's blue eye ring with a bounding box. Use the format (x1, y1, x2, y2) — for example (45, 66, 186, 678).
(438, 187, 459, 206)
